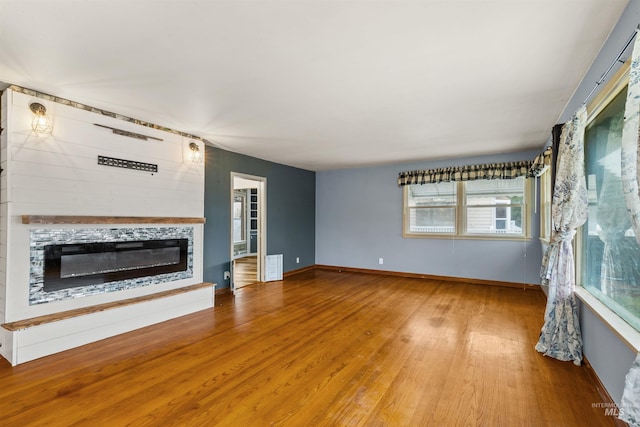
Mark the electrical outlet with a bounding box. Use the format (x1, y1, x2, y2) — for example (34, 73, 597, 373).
(224, 271, 230, 280)
(379, 258, 384, 265)
(296, 257, 300, 264)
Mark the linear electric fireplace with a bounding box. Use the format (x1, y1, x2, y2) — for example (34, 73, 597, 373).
(43, 239, 189, 292)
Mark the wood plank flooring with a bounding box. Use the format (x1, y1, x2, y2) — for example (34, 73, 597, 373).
(0, 270, 617, 426)
(233, 255, 258, 289)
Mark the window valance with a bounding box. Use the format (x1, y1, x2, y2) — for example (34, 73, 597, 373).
(397, 147, 552, 186)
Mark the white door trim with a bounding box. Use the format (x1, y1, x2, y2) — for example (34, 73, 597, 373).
(230, 172, 267, 289)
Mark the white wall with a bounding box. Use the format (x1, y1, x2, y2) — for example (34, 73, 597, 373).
(0, 88, 208, 363)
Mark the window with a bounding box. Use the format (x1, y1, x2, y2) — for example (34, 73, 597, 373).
(579, 81, 640, 331)
(405, 181, 457, 234)
(403, 177, 528, 238)
(233, 194, 246, 243)
(464, 178, 525, 235)
(539, 166, 552, 242)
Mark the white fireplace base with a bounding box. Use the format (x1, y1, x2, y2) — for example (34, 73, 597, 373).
(0, 284, 214, 366)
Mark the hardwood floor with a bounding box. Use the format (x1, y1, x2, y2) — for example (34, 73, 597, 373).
(233, 255, 258, 289)
(0, 270, 617, 426)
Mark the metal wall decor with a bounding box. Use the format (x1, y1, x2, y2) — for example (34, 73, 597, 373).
(98, 155, 158, 173)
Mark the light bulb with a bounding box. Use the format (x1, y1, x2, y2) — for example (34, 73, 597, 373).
(29, 102, 53, 135)
(189, 142, 202, 163)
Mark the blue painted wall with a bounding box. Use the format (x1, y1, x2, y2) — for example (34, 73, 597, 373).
(316, 149, 542, 284)
(203, 146, 315, 289)
(580, 303, 636, 403)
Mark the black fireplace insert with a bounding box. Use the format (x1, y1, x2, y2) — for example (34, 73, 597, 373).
(43, 239, 189, 292)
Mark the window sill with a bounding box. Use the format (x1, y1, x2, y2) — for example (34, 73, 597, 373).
(575, 286, 640, 353)
(403, 233, 531, 242)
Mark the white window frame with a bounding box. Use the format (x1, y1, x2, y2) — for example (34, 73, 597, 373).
(403, 178, 531, 240)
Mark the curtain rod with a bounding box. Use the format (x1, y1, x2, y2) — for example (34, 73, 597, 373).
(582, 27, 639, 106)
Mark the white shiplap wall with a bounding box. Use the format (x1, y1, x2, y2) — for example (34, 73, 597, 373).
(7, 92, 203, 217)
(0, 88, 210, 364)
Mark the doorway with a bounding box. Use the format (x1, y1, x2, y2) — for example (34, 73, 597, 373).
(231, 173, 266, 291)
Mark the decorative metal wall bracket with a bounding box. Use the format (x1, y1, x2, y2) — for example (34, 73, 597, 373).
(94, 123, 163, 141)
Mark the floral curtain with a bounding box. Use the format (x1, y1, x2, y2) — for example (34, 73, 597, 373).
(535, 106, 588, 366)
(397, 148, 550, 186)
(619, 28, 640, 427)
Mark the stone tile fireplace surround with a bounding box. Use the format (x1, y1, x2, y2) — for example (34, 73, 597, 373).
(29, 225, 195, 305)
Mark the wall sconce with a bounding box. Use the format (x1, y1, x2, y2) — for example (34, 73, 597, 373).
(29, 102, 53, 135)
(189, 142, 202, 163)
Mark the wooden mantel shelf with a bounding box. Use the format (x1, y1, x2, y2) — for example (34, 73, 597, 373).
(21, 215, 206, 225)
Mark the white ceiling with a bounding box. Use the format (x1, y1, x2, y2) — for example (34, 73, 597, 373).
(0, 1, 629, 171)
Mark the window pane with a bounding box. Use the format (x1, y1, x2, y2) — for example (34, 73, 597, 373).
(233, 218, 243, 242)
(408, 207, 455, 233)
(407, 182, 456, 207)
(466, 177, 525, 206)
(233, 201, 243, 218)
(467, 206, 522, 234)
(540, 169, 552, 241)
(582, 85, 640, 331)
(511, 206, 522, 229)
(233, 195, 245, 242)
(464, 177, 525, 235)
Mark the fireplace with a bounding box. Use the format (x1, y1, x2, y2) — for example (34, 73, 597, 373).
(43, 239, 189, 292)
(29, 227, 195, 305)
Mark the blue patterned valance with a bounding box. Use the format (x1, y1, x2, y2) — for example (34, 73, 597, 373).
(397, 147, 551, 186)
